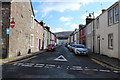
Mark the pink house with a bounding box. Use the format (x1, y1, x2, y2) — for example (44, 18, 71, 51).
(51, 33, 56, 44)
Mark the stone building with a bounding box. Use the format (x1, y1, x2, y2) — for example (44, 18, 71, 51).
(1, 0, 35, 58)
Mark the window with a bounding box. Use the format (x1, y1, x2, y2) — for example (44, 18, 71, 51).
(108, 9, 113, 25)
(31, 15, 34, 29)
(108, 33, 113, 49)
(36, 23, 38, 33)
(108, 4, 119, 26)
(96, 18, 99, 29)
(114, 5, 119, 23)
(36, 37, 39, 48)
(30, 34, 34, 47)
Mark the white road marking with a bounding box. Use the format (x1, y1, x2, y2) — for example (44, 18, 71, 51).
(44, 64, 56, 69)
(92, 69, 98, 71)
(113, 71, 120, 73)
(99, 69, 111, 72)
(12, 62, 119, 74)
(76, 68, 83, 71)
(34, 64, 45, 68)
(84, 69, 91, 71)
(57, 65, 61, 68)
(54, 55, 67, 61)
(21, 63, 34, 67)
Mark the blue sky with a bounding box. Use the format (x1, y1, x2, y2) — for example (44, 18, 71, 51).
(31, 0, 118, 33)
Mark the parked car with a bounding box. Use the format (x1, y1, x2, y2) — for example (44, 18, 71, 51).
(68, 44, 77, 52)
(46, 44, 56, 51)
(65, 43, 69, 47)
(67, 43, 74, 50)
(73, 44, 88, 55)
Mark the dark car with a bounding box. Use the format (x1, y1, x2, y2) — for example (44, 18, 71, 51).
(46, 44, 56, 51)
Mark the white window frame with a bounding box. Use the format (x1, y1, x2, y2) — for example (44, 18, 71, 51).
(36, 23, 39, 33)
(36, 37, 39, 48)
(114, 5, 119, 23)
(30, 34, 34, 48)
(108, 9, 113, 25)
(108, 33, 113, 49)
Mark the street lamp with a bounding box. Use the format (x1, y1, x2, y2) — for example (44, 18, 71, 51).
(89, 12, 95, 53)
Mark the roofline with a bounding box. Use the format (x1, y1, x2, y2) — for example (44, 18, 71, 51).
(30, 0, 35, 17)
(96, 1, 119, 19)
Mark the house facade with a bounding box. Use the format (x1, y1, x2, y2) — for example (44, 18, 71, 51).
(86, 21, 94, 52)
(1, 0, 35, 58)
(34, 19, 43, 51)
(79, 25, 86, 45)
(94, 1, 120, 59)
(51, 33, 56, 44)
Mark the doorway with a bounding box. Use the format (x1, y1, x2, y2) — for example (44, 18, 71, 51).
(97, 36, 100, 54)
(39, 39, 41, 50)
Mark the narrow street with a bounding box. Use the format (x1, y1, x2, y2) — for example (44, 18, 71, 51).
(2, 45, 119, 79)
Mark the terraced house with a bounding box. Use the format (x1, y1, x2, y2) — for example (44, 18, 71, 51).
(1, 0, 35, 58)
(94, 1, 120, 59)
(34, 19, 43, 51)
(67, 1, 120, 59)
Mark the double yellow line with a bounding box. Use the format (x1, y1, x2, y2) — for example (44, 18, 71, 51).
(8, 56, 37, 64)
(91, 58, 120, 71)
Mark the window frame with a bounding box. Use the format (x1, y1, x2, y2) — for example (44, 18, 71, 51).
(108, 33, 113, 49)
(114, 5, 119, 23)
(31, 15, 34, 29)
(108, 9, 113, 26)
(30, 34, 34, 48)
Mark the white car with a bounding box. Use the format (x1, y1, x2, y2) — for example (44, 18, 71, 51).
(73, 44, 88, 55)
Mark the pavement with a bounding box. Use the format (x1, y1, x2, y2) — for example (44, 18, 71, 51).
(0, 50, 45, 65)
(88, 53, 120, 70)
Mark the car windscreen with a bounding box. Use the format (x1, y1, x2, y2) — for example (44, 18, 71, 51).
(48, 44, 55, 47)
(71, 45, 77, 47)
(76, 45, 85, 48)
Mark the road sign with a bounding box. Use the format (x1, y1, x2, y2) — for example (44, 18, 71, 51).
(10, 21, 15, 28)
(54, 55, 67, 61)
(6, 28, 10, 34)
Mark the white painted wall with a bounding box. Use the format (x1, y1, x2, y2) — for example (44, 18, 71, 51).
(95, 3, 119, 59)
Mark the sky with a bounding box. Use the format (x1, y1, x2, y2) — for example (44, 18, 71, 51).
(31, 0, 118, 33)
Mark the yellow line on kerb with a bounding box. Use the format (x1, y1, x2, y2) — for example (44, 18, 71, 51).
(8, 56, 37, 64)
(91, 58, 120, 71)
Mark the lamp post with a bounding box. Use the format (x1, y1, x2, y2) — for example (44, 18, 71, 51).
(89, 12, 95, 53)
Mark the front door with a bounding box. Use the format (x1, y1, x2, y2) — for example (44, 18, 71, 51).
(97, 36, 100, 54)
(39, 39, 41, 50)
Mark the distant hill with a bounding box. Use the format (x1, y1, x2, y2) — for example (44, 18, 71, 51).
(55, 31, 73, 39)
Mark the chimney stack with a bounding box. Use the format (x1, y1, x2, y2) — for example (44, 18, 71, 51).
(102, 9, 106, 13)
(86, 17, 94, 25)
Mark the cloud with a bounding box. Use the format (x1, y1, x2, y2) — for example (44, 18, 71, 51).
(39, 2, 81, 18)
(65, 22, 79, 29)
(34, 10, 38, 13)
(51, 28, 67, 32)
(59, 17, 72, 22)
(70, 23, 79, 29)
(81, 13, 88, 20)
(81, 10, 101, 20)
(65, 22, 71, 26)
